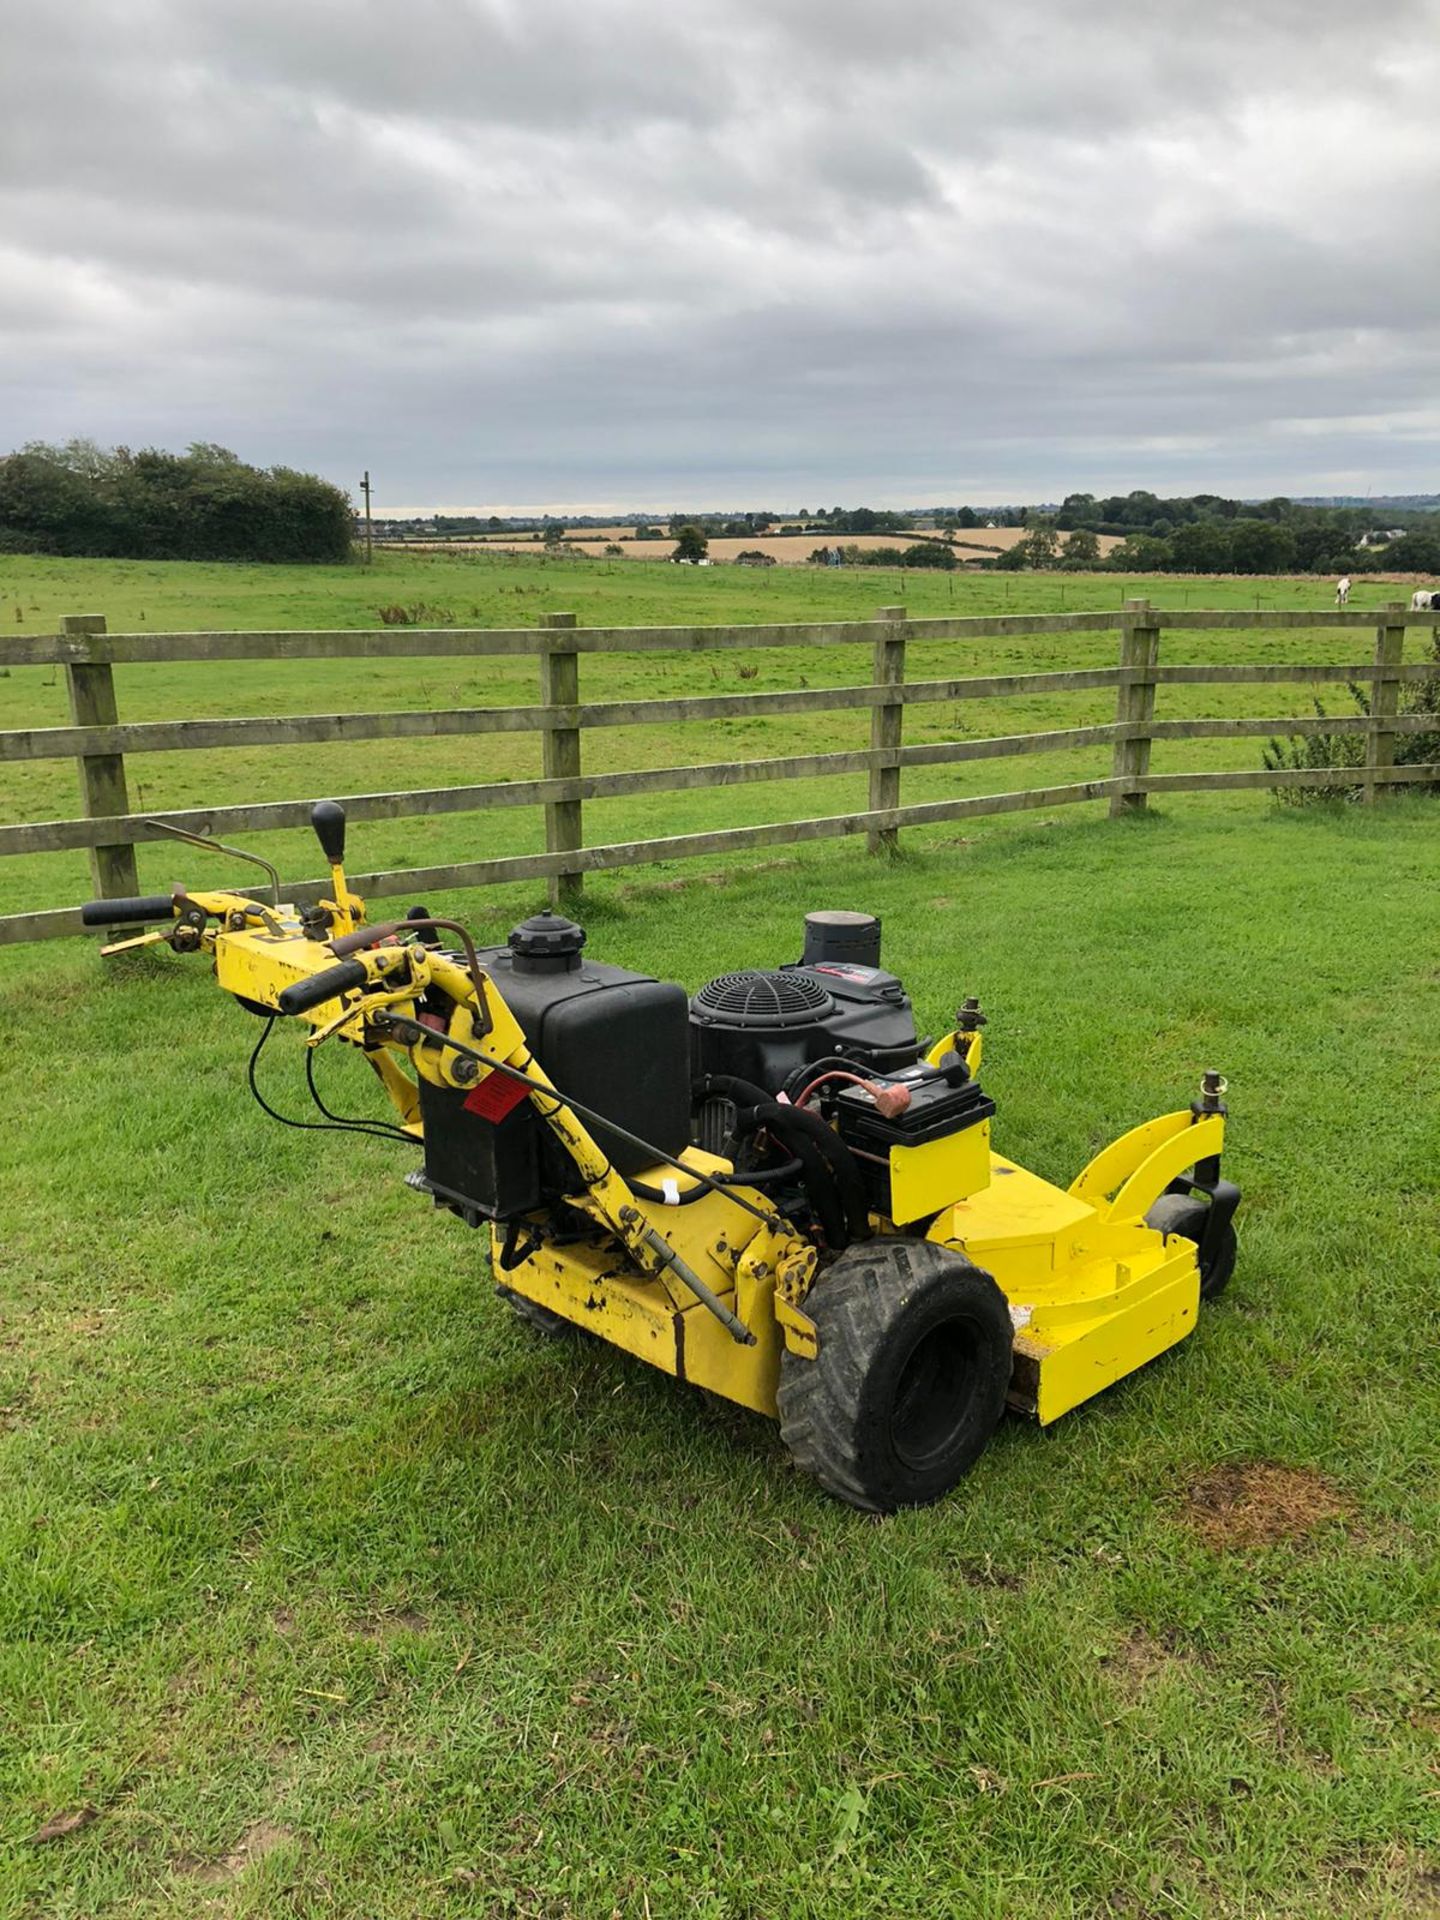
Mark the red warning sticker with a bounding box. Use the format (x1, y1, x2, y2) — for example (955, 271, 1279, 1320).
(462, 1073, 529, 1122)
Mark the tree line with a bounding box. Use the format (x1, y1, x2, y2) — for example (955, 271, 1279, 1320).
(0, 441, 354, 563)
(569, 495, 1440, 575)
(1038, 491, 1440, 575)
(7, 453, 1435, 574)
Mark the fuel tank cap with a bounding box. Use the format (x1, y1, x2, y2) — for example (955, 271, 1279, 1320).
(508, 912, 586, 971)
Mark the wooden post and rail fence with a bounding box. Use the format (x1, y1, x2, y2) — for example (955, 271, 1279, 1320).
(0, 599, 1435, 946)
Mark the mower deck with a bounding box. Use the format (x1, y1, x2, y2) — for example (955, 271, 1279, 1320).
(937, 1154, 1202, 1422)
(499, 1148, 1202, 1428)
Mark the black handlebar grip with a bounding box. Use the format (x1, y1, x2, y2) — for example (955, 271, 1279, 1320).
(275, 959, 369, 1017)
(80, 894, 176, 927)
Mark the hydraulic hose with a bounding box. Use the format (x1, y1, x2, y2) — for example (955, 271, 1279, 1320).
(627, 1175, 712, 1208)
(754, 1115, 847, 1249)
(747, 1099, 871, 1245)
(695, 1073, 862, 1250)
(694, 1072, 772, 1112)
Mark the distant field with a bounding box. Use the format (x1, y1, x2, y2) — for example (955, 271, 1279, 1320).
(381, 527, 1125, 563)
(4, 543, 1406, 638)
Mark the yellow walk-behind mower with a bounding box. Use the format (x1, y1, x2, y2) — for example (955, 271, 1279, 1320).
(83, 802, 1239, 1513)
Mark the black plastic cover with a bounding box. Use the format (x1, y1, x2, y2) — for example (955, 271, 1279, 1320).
(420, 942, 691, 1218)
(691, 958, 921, 1093)
(419, 1077, 546, 1221)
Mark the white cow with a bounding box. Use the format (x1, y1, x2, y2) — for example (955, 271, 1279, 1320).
(1409, 588, 1440, 612)
(1335, 575, 1351, 607)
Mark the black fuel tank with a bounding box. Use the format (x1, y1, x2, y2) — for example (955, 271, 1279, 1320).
(419, 916, 691, 1219)
(479, 941, 691, 1170)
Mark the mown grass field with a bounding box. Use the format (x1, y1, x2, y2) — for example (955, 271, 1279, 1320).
(2, 554, 1437, 1917)
(0, 549, 1426, 926)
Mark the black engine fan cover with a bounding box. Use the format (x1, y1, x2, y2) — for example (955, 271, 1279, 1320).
(689, 964, 922, 1094)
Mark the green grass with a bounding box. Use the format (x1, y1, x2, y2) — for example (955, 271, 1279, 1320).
(1, 556, 1437, 1916)
(0, 550, 1419, 926)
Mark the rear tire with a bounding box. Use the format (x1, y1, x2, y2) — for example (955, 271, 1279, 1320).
(777, 1240, 1013, 1513)
(1146, 1193, 1237, 1300)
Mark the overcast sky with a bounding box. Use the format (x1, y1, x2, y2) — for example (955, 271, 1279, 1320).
(4, 0, 1439, 513)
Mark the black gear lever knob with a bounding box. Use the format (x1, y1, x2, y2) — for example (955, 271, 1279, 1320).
(310, 799, 347, 865)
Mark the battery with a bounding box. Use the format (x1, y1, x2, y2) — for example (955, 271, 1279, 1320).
(834, 1067, 996, 1223)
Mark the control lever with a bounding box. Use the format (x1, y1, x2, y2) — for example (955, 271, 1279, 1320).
(310, 800, 347, 865)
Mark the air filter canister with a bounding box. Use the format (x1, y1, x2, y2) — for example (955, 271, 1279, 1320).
(801, 910, 881, 970)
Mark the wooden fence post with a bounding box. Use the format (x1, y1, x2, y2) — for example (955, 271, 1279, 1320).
(1363, 602, 1406, 804)
(539, 611, 582, 906)
(868, 604, 906, 855)
(1109, 597, 1161, 816)
(62, 614, 139, 902)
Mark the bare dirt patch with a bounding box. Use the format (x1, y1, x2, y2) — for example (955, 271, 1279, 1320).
(181, 1820, 294, 1883)
(1320, 1844, 1440, 1916)
(428, 527, 1123, 565)
(1103, 1627, 1197, 1702)
(1186, 1462, 1351, 1549)
(353, 1606, 429, 1638)
(952, 1556, 1023, 1591)
(27, 1806, 96, 1845)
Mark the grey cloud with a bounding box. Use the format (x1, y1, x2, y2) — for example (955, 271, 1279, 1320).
(2, 0, 1438, 506)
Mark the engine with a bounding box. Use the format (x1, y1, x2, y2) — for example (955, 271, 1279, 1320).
(689, 911, 994, 1233)
(689, 911, 922, 1096)
(418, 905, 993, 1243)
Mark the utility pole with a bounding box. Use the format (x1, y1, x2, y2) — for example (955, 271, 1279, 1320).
(360, 470, 373, 564)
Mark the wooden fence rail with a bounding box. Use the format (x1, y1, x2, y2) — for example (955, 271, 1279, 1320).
(1, 599, 1435, 946)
